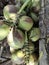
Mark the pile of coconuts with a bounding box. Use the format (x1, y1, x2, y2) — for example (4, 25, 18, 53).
(0, 0, 40, 65)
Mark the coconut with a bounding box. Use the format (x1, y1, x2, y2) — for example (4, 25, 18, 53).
(26, 54, 38, 65)
(29, 28, 40, 42)
(3, 5, 18, 23)
(18, 16, 33, 31)
(30, 12, 39, 22)
(7, 28, 25, 49)
(11, 50, 25, 64)
(0, 20, 10, 41)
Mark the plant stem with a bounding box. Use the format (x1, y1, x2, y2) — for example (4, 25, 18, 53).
(25, 31, 28, 43)
(17, 0, 30, 14)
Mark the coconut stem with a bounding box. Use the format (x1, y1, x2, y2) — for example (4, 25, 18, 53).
(25, 31, 28, 43)
(17, 0, 30, 14)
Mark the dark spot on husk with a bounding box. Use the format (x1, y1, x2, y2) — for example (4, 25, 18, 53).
(13, 29, 23, 41)
(0, 20, 4, 25)
(24, 17, 33, 23)
(8, 5, 18, 13)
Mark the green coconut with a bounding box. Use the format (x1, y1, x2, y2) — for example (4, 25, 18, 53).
(30, 12, 39, 22)
(26, 54, 38, 65)
(7, 28, 25, 49)
(0, 20, 10, 41)
(11, 50, 25, 64)
(3, 5, 18, 23)
(29, 28, 40, 42)
(32, 0, 40, 7)
(18, 16, 33, 31)
(31, 0, 40, 12)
